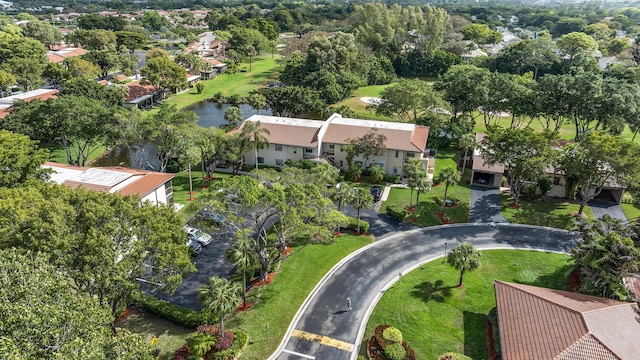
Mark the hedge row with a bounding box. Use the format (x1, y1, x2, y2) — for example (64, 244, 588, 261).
(385, 205, 407, 221)
(346, 216, 370, 234)
(132, 293, 214, 328)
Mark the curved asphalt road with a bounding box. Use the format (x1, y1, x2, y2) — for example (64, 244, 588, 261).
(269, 223, 578, 360)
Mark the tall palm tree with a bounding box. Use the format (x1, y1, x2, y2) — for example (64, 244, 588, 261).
(436, 166, 461, 214)
(333, 183, 355, 211)
(413, 174, 432, 220)
(199, 276, 241, 332)
(447, 242, 481, 287)
(403, 160, 426, 210)
(458, 133, 475, 176)
(370, 165, 385, 184)
(226, 231, 257, 308)
(350, 188, 373, 233)
(241, 121, 270, 170)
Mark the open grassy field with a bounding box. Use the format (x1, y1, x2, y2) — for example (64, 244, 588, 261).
(362, 250, 573, 359)
(500, 193, 594, 230)
(332, 85, 394, 120)
(621, 203, 640, 221)
(165, 56, 282, 110)
(117, 310, 192, 360)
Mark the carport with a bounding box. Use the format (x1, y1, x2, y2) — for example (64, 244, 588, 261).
(471, 155, 504, 188)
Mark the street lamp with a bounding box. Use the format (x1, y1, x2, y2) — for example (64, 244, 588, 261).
(443, 242, 448, 263)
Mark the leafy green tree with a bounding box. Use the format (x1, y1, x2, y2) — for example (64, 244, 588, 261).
(138, 11, 170, 32)
(349, 129, 387, 168)
(78, 14, 126, 31)
(350, 188, 374, 233)
(480, 128, 554, 207)
(226, 230, 257, 308)
(490, 36, 559, 79)
(0, 249, 153, 359)
(5, 57, 44, 91)
(434, 64, 491, 122)
(63, 56, 100, 78)
(261, 86, 325, 118)
(333, 182, 356, 211)
(556, 32, 598, 59)
(447, 242, 481, 287)
(458, 133, 475, 176)
(375, 79, 443, 122)
(82, 45, 123, 79)
(370, 166, 385, 184)
(0, 32, 47, 66)
(61, 77, 127, 107)
(199, 277, 241, 333)
(140, 56, 187, 94)
(436, 167, 461, 214)
(0, 69, 16, 97)
(247, 92, 266, 115)
(115, 31, 148, 52)
(572, 232, 639, 300)
(560, 132, 640, 216)
(192, 127, 226, 179)
(43, 62, 69, 88)
(224, 106, 243, 129)
(23, 20, 63, 49)
(460, 24, 502, 44)
(67, 29, 117, 50)
(0, 130, 49, 187)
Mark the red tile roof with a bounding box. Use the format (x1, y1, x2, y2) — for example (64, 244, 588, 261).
(124, 80, 157, 102)
(495, 280, 640, 360)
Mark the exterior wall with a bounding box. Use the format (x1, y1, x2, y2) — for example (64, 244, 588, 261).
(140, 183, 170, 205)
(244, 144, 306, 167)
(546, 175, 567, 198)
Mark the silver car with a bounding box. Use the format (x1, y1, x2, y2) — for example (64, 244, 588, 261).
(184, 226, 213, 246)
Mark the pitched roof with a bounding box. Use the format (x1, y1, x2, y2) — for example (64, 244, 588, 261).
(494, 280, 640, 360)
(44, 162, 174, 199)
(124, 80, 158, 102)
(0, 89, 59, 119)
(230, 115, 323, 148)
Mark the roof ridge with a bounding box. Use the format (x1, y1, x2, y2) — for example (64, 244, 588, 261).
(554, 332, 621, 360)
(581, 302, 633, 315)
(496, 280, 586, 317)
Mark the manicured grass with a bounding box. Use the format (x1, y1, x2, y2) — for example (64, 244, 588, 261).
(46, 144, 107, 165)
(171, 169, 233, 205)
(621, 203, 640, 221)
(164, 56, 282, 110)
(362, 250, 573, 359)
(332, 84, 394, 121)
(380, 148, 471, 226)
(225, 234, 372, 359)
(117, 309, 193, 360)
(500, 193, 594, 230)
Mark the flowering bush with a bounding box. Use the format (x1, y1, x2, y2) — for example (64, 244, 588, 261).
(214, 331, 234, 351)
(196, 324, 220, 336)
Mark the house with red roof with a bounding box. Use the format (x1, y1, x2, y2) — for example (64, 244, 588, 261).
(0, 89, 59, 119)
(44, 162, 175, 206)
(494, 280, 640, 360)
(230, 113, 433, 177)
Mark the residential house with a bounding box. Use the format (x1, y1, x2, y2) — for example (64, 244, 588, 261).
(0, 88, 59, 118)
(230, 114, 434, 177)
(44, 162, 175, 205)
(47, 46, 88, 63)
(122, 80, 162, 110)
(470, 132, 504, 188)
(494, 280, 640, 360)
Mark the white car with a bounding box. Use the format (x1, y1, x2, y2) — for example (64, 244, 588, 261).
(187, 238, 203, 256)
(184, 226, 213, 247)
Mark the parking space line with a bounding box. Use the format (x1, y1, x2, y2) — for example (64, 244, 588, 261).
(292, 329, 354, 352)
(282, 349, 316, 359)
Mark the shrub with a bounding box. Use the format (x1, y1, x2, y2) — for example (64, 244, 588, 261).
(384, 343, 406, 360)
(525, 183, 538, 200)
(382, 327, 403, 344)
(373, 324, 390, 349)
(214, 330, 234, 351)
(195, 82, 204, 94)
(173, 344, 190, 360)
(538, 176, 552, 195)
(210, 91, 226, 103)
(285, 159, 315, 169)
(385, 205, 407, 222)
(438, 352, 472, 360)
(133, 293, 213, 328)
(346, 216, 370, 234)
(196, 324, 219, 336)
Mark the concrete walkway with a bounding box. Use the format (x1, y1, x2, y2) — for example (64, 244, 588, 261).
(469, 186, 509, 223)
(270, 224, 576, 360)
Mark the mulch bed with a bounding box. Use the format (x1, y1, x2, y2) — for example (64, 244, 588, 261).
(567, 268, 581, 292)
(438, 213, 452, 224)
(570, 211, 588, 219)
(334, 232, 344, 237)
(280, 246, 292, 259)
(406, 207, 416, 212)
(251, 272, 277, 288)
(508, 203, 521, 209)
(114, 308, 130, 324)
(236, 302, 253, 312)
(485, 317, 499, 360)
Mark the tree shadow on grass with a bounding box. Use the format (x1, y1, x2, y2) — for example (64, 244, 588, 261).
(409, 279, 456, 303)
(463, 311, 488, 360)
(520, 262, 576, 291)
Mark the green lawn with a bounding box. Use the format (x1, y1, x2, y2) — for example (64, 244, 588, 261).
(332, 84, 394, 120)
(363, 250, 573, 359)
(46, 144, 107, 165)
(226, 234, 373, 359)
(171, 169, 233, 206)
(621, 203, 640, 221)
(380, 148, 472, 226)
(500, 193, 594, 230)
(117, 310, 192, 360)
(165, 56, 282, 110)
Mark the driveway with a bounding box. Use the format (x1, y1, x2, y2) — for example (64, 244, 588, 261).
(469, 186, 508, 223)
(270, 224, 577, 360)
(144, 227, 236, 310)
(588, 201, 628, 221)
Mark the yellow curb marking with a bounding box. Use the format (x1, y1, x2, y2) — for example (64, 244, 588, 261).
(292, 329, 354, 352)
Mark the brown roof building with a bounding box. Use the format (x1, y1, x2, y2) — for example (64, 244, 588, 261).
(494, 280, 640, 360)
(44, 162, 175, 205)
(0, 88, 59, 119)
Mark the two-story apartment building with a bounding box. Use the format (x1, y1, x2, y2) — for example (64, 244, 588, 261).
(231, 113, 433, 177)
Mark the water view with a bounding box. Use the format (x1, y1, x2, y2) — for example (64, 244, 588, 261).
(187, 101, 263, 128)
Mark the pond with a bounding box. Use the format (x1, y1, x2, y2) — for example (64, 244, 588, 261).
(186, 101, 263, 128)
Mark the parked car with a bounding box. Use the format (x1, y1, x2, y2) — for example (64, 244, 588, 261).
(198, 206, 225, 223)
(184, 226, 213, 246)
(477, 178, 489, 185)
(370, 186, 384, 202)
(187, 238, 203, 256)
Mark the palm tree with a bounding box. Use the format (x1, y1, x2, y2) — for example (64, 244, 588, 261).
(413, 174, 432, 220)
(436, 166, 461, 214)
(333, 183, 355, 211)
(350, 188, 373, 233)
(241, 121, 270, 170)
(199, 276, 241, 333)
(404, 160, 426, 210)
(458, 133, 475, 176)
(226, 231, 257, 308)
(370, 165, 385, 184)
(447, 242, 481, 287)
(347, 163, 363, 182)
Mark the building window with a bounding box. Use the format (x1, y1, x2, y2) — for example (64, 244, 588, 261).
(553, 176, 561, 185)
(275, 144, 283, 152)
(406, 153, 415, 158)
(304, 147, 313, 153)
(293, 148, 297, 154)
(395, 150, 399, 158)
(258, 143, 264, 150)
(329, 144, 334, 149)
(375, 163, 384, 168)
(164, 181, 173, 196)
(393, 166, 398, 174)
(339, 160, 344, 167)
(258, 157, 264, 164)
(276, 159, 284, 166)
